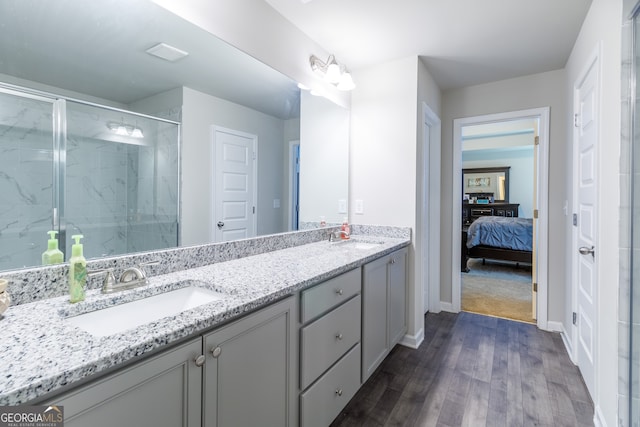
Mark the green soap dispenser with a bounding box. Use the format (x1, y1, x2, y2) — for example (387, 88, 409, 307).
(69, 234, 87, 303)
(42, 230, 64, 265)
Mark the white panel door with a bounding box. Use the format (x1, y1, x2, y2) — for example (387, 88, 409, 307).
(212, 127, 256, 242)
(574, 54, 598, 398)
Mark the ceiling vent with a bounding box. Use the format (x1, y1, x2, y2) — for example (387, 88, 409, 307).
(145, 43, 189, 62)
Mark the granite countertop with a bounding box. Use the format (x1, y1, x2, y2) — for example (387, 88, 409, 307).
(0, 235, 409, 405)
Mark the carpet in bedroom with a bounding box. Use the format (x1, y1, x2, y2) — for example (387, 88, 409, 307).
(461, 259, 534, 323)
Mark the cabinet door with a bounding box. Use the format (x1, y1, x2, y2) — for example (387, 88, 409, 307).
(203, 296, 295, 427)
(46, 338, 202, 427)
(362, 255, 389, 382)
(388, 248, 408, 347)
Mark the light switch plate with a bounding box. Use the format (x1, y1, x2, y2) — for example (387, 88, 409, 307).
(338, 199, 347, 214)
(273, 199, 280, 209)
(355, 199, 364, 215)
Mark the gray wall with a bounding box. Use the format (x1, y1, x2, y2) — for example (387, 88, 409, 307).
(441, 69, 567, 322)
(181, 87, 287, 246)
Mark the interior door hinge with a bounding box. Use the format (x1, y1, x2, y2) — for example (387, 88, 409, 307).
(252, 206, 255, 214)
(534, 136, 539, 146)
(573, 312, 577, 325)
(533, 209, 539, 219)
(533, 282, 538, 293)
(572, 213, 578, 226)
(574, 113, 580, 128)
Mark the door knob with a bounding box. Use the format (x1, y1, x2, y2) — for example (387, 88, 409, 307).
(217, 221, 224, 228)
(578, 246, 595, 257)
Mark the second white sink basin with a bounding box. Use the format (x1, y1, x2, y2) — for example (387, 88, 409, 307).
(65, 286, 225, 337)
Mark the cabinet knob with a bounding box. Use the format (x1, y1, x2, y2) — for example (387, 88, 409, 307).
(194, 355, 206, 367)
(390, 258, 396, 264)
(335, 388, 343, 397)
(335, 289, 343, 296)
(211, 346, 222, 358)
(335, 333, 344, 341)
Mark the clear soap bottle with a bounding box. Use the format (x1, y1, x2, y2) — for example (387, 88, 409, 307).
(69, 234, 87, 303)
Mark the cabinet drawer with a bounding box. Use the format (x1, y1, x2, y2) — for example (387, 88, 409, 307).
(300, 343, 361, 427)
(300, 295, 361, 389)
(300, 268, 361, 323)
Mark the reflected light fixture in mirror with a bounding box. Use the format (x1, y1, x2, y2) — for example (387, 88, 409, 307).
(107, 121, 144, 138)
(309, 54, 355, 91)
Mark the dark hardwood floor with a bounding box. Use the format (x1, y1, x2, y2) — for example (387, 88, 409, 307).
(331, 311, 594, 427)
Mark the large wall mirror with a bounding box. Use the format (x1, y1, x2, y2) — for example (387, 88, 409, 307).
(0, 0, 350, 271)
(462, 167, 510, 202)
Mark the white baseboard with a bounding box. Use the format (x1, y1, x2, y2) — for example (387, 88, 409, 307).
(546, 320, 564, 333)
(593, 405, 607, 427)
(440, 302, 455, 313)
(400, 327, 424, 349)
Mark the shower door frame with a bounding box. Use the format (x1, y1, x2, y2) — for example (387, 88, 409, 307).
(0, 81, 182, 265)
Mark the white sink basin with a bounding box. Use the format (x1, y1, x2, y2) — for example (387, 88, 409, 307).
(349, 242, 381, 250)
(65, 286, 225, 337)
(330, 240, 383, 251)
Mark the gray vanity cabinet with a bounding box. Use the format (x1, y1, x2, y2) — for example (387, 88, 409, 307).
(45, 337, 203, 427)
(43, 296, 296, 427)
(299, 268, 362, 427)
(202, 296, 296, 427)
(362, 247, 408, 382)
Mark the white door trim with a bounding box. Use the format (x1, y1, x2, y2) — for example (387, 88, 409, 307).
(571, 43, 601, 399)
(287, 140, 300, 231)
(210, 125, 258, 242)
(452, 107, 550, 330)
(420, 102, 441, 314)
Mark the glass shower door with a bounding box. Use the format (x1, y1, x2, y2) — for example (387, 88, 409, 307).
(0, 89, 56, 270)
(64, 101, 179, 259)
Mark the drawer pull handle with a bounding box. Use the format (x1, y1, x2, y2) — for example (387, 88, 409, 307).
(335, 289, 343, 296)
(194, 355, 206, 367)
(335, 388, 343, 397)
(211, 346, 222, 358)
(335, 333, 344, 340)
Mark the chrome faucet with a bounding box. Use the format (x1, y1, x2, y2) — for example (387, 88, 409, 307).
(90, 260, 160, 294)
(328, 230, 350, 242)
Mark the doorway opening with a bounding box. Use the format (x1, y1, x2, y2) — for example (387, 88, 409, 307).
(452, 108, 550, 329)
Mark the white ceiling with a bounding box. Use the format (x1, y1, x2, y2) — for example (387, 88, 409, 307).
(0, 0, 300, 119)
(264, 0, 593, 90)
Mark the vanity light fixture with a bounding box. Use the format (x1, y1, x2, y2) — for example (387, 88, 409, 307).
(309, 54, 355, 91)
(107, 121, 144, 139)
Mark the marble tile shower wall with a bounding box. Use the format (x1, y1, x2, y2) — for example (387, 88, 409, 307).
(620, 3, 635, 425)
(0, 94, 54, 270)
(0, 224, 410, 307)
(127, 120, 179, 253)
(64, 106, 179, 259)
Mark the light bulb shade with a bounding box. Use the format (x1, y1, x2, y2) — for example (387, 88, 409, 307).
(107, 122, 144, 138)
(324, 62, 342, 84)
(337, 72, 355, 91)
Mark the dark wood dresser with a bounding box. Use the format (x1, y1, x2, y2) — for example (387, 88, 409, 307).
(462, 202, 519, 227)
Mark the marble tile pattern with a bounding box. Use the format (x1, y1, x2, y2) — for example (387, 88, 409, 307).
(620, 6, 635, 427)
(0, 93, 54, 271)
(0, 100, 181, 272)
(0, 231, 409, 405)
